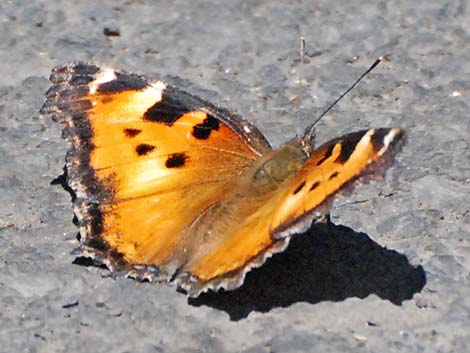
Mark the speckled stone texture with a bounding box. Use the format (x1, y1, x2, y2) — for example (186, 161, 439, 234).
(0, 0, 469, 352)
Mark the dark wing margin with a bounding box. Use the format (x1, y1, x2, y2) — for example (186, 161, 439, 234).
(41, 63, 122, 265)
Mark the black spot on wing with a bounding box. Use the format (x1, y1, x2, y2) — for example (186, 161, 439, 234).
(316, 144, 335, 166)
(329, 171, 339, 180)
(136, 144, 156, 156)
(97, 72, 148, 94)
(124, 128, 142, 137)
(192, 114, 220, 140)
(309, 181, 320, 191)
(293, 181, 306, 195)
(165, 153, 188, 168)
(334, 131, 365, 164)
(144, 86, 193, 125)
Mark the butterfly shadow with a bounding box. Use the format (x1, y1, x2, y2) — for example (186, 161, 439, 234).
(188, 221, 426, 321)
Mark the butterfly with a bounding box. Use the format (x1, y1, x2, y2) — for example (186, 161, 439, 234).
(41, 62, 405, 297)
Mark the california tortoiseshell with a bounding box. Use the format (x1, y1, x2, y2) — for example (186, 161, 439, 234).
(41, 62, 405, 296)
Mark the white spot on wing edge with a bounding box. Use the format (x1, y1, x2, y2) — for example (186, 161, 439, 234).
(378, 128, 401, 156)
(130, 81, 166, 113)
(354, 128, 375, 160)
(89, 68, 116, 94)
(151, 80, 167, 92)
(88, 68, 167, 96)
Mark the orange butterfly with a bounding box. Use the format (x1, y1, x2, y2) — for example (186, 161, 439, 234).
(41, 62, 405, 296)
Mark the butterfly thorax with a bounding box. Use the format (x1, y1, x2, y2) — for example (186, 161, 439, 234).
(251, 139, 311, 194)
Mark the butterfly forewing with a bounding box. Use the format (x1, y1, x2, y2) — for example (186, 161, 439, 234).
(42, 62, 271, 275)
(271, 128, 406, 238)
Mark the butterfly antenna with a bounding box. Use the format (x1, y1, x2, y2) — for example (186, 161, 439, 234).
(303, 56, 384, 141)
(296, 36, 306, 137)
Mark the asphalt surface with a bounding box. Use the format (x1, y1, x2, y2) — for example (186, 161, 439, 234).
(1, 1, 469, 352)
